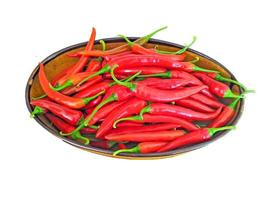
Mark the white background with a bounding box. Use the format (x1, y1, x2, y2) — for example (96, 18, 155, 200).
(0, 0, 267, 199)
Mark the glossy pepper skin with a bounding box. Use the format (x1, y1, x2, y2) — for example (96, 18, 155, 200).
(105, 130, 185, 142)
(115, 114, 198, 131)
(190, 93, 223, 108)
(61, 75, 102, 95)
(38, 63, 99, 109)
(193, 72, 242, 98)
(113, 142, 167, 156)
(157, 126, 235, 152)
(209, 98, 241, 128)
(139, 103, 222, 121)
(114, 66, 166, 75)
(107, 54, 215, 73)
(85, 59, 102, 72)
(175, 99, 215, 113)
(31, 99, 83, 125)
(111, 68, 208, 102)
(96, 98, 146, 138)
(137, 78, 196, 90)
(106, 123, 180, 137)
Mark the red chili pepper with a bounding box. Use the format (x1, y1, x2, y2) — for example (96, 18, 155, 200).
(113, 142, 167, 156)
(84, 95, 102, 110)
(88, 101, 127, 126)
(102, 73, 128, 80)
(118, 143, 127, 150)
(96, 98, 146, 138)
(111, 66, 208, 102)
(50, 64, 75, 86)
(137, 78, 195, 89)
(106, 130, 185, 142)
(103, 51, 134, 62)
(38, 63, 104, 109)
(116, 121, 144, 128)
(31, 99, 83, 125)
(138, 70, 217, 99)
(121, 103, 222, 121)
(200, 72, 249, 91)
(209, 98, 241, 128)
(193, 72, 242, 98)
(101, 84, 133, 102)
(114, 114, 198, 131)
(107, 54, 217, 73)
(55, 27, 96, 86)
(157, 126, 235, 152)
(190, 93, 223, 108)
(74, 80, 112, 98)
(71, 26, 167, 57)
(85, 59, 102, 72)
(175, 99, 215, 113)
(90, 140, 117, 149)
(107, 123, 180, 136)
(80, 127, 97, 134)
(119, 34, 186, 61)
(45, 113, 89, 144)
(114, 66, 166, 75)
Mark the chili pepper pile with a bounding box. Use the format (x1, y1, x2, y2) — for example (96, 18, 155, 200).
(31, 27, 251, 156)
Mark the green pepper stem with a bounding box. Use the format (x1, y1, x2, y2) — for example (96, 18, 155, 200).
(192, 65, 220, 73)
(137, 71, 171, 78)
(110, 65, 136, 91)
(228, 97, 241, 110)
(30, 106, 44, 118)
(53, 80, 73, 91)
(83, 90, 105, 104)
(31, 94, 47, 100)
(113, 146, 140, 156)
(215, 74, 253, 92)
(156, 36, 197, 55)
(113, 115, 142, 128)
(89, 125, 99, 130)
(224, 89, 244, 99)
(60, 94, 117, 136)
(138, 26, 168, 45)
(77, 64, 111, 86)
(118, 34, 134, 46)
(99, 40, 106, 51)
(190, 56, 200, 64)
(71, 131, 90, 145)
(208, 126, 236, 137)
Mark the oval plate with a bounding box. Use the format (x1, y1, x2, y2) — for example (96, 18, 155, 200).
(25, 37, 244, 159)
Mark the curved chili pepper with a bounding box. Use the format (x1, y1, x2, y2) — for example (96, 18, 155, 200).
(190, 93, 223, 108)
(85, 59, 102, 72)
(38, 63, 104, 109)
(116, 121, 144, 128)
(157, 126, 235, 152)
(107, 123, 180, 137)
(101, 84, 133, 102)
(118, 143, 127, 150)
(113, 142, 167, 156)
(45, 113, 89, 144)
(61, 75, 102, 95)
(111, 65, 208, 102)
(114, 66, 166, 75)
(107, 54, 218, 73)
(175, 99, 215, 113)
(137, 78, 195, 89)
(114, 114, 198, 131)
(118, 34, 186, 61)
(103, 51, 134, 62)
(137, 70, 217, 99)
(55, 27, 96, 86)
(202, 72, 250, 92)
(105, 130, 185, 142)
(31, 99, 83, 125)
(96, 98, 146, 138)
(71, 26, 167, 57)
(209, 98, 241, 128)
(193, 72, 243, 98)
(118, 103, 222, 121)
(102, 73, 128, 80)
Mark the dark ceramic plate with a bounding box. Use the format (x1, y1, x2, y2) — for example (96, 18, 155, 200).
(25, 37, 244, 159)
